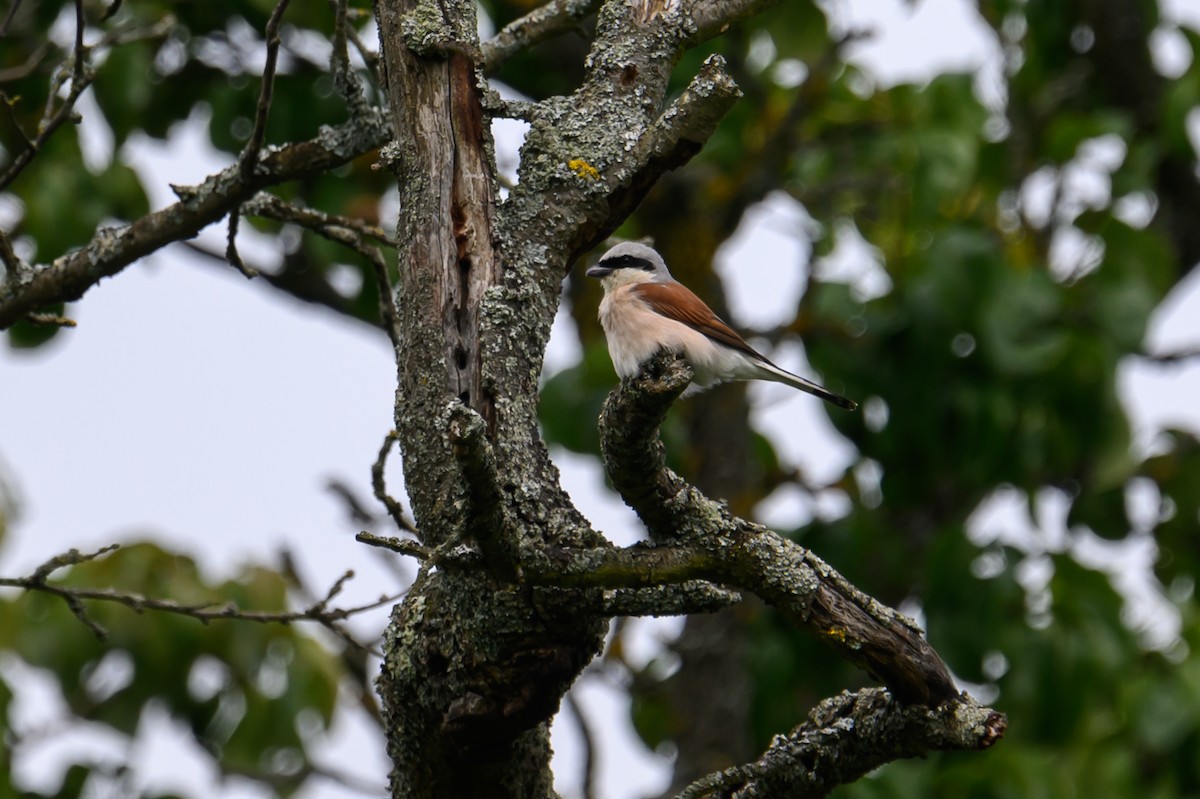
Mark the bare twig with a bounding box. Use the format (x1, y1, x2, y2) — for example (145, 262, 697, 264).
(242, 192, 396, 247)
(0, 40, 53, 82)
(0, 228, 27, 281)
(1143, 345, 1200, 364)
(325, 478, 376, 526)
(0, 545, 404, 643)
(0, 0, 91, 193)
(565, 691, 598, 799)
(180, 240, 388, 329)
(101, 0, 125, 22)
(225, 0, 291, 278)
(279, 546, 388, 727)
(327, 0, 371, 115)
(204, 743, 384, 796)
(355, 531, 428, 561)
(239, 0, 292, 178)
(0, 0, 24, 38)
(371, 430, 416, 533)
(224, 211, 258, 278)
(240, 192, 401, 341)
(370, 244, 401, 347)
(23, 312, 76, 327)
(336, 5, 379, 80)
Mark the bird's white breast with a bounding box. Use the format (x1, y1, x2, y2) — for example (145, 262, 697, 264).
(597, 284, 748, 389)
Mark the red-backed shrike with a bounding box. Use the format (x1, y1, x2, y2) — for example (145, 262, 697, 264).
(586, 242, 857, 411)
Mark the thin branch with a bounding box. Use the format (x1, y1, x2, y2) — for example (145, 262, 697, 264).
(278, 546, 388, 728)
(206, 747, 384, 796)
(224, 211, 258, 278)
(238, 192, 402, 342)
(356, 531, 429, 561)
(101, 0, 124, 23)
(0, 545, 404, 643)
(0, 107, 392, 328)
(23, 312, 76, 327)
(242, 191, 397, 247)
(327, 0, 371, 115)
(325, 478, 376, 526)
(338, 6, 380, 81)
(0, 0, 91, 193)
(371, 430, 417, 533)
(565, 691, 598, 799)
(71, 0, 85, 82)
(212, 189, 394, 339)
(239, 0, 292, 178)
(179, 240, 382, 330)
(225, 0, 291, 277)
(598, 580, 742, 617)
(370, 242, 401, 347)
(1142, 345, 1200, 364)
(0, 227, 27, 282)
(480, 0, 599, 76)
(0, 0, 24, 38)
(0, 40, 52, 82)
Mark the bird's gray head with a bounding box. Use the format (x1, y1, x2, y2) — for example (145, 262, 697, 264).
(585, 241, 672, 285)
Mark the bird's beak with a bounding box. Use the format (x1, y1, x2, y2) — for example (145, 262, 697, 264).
(585, 264, 612, 279)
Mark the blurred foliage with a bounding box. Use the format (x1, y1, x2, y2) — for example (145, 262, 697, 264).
(0, 543, 345, 797)
(3, 0, 1200, 796)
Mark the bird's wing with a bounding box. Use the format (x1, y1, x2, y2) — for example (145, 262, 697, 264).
(631, 282, 767, 362)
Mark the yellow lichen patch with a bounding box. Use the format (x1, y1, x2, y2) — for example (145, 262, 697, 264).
(823, 627, 849, 644)
(568, 158, 600, 180)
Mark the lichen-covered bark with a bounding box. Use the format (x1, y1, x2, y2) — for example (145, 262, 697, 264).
(676, 688, 1006, 798)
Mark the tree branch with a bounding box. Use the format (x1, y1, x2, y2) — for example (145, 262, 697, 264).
(240, 191, 402, 341)
(675, 688, 1006, 799)
(0, 228, 26, 282)
(0, 109, 391, 328)
(480, 0, 600, 75)
(0, 0, 91, 193)
(371, 430, 418, 534)
(328, 0, 374, 115)
(592, 351, 962, 707)
(596, 580, 742, 617)
(239, 0, 292, 179)
(0, 544, 402, 649)
(1142, 344, 1200, 364)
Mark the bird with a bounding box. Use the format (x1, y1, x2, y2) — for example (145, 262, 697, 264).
(585, 241, 857, 411)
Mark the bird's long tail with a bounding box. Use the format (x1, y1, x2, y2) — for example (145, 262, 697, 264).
(757, 360, 858, 411)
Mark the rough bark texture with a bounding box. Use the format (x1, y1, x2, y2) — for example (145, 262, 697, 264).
(676, 688, 1006, 799)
